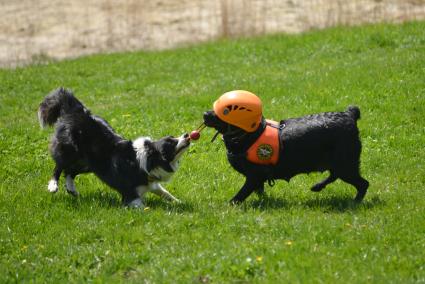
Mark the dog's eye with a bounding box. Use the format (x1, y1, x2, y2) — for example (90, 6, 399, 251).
(166, 141, 177, 148)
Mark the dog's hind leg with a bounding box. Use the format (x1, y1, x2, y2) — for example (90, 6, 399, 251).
(124, 187, 145, 208)
(334, 137, 368, 202)
(311, 172, 337, 192)
(65, 175, 79, 197)
(339, 174, 369, 202)
(48, 165, 62, 193)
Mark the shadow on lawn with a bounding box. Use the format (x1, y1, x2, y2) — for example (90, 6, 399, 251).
(54, 190, 383, 213)
(247, 194, 385, 212)
(58, 190, 194, 212)
(144, 198, 195, 213)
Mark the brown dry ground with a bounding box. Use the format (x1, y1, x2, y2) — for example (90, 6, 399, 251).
(1, 0, 424, 67)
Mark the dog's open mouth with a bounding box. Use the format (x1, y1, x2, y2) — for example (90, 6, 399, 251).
(175, 134, 191, 156)
(175, 141, 190, 155)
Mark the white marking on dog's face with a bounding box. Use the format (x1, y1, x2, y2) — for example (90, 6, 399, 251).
(167, 134, 190, 172)
(133, 134, 189, 182)
(48, 179, 58, 193)
(173, 134, 190, 163)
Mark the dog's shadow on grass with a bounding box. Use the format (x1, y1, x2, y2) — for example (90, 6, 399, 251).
(55, 191, 382, 214)
(59, 191, 194, 212)
(56, 191, 121, 209)
(143, 198, 195, 213)
(247, 194, 385, 212)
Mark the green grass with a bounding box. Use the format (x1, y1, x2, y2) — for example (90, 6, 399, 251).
(0, 21, 424, 283)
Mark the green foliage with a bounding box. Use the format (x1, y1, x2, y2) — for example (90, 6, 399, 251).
(0, 21, 424, 283)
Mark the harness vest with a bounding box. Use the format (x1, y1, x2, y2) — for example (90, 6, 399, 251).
(246, 120, 280, 165)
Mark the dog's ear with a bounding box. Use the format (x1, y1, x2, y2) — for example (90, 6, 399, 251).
(143, 140, 160, 172)
(145, 156, 154, 172)
(155, 137, 178, 162)
(134, 138, 159, 173)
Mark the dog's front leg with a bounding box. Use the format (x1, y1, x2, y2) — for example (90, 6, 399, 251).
(149, 182, 180, 203)
(125, 185, 148, 209)
(47, 165, 62, 193)
(230, 177, 262, 204)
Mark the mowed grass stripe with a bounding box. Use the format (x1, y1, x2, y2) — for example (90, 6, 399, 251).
(0, 21, 424, 283)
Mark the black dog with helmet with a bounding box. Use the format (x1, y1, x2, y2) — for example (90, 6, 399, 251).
(203, 90, 369, 204)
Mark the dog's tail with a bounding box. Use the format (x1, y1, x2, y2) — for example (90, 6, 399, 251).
(347, 105, 361, 121)
(38, 87, 87, 128)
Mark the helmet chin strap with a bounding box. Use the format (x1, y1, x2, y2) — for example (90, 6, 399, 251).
(211, 131, 220, 142)
(219, 125, 247, 143)
(212, 118, 267, 144)
(211, 125, 246, 143)
(211, 117, 266, 143)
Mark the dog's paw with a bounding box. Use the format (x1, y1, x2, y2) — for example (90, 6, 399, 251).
(47, 179, 58, 193)
(354, 180, 369, 202)
(229, 199, 242, 205)
(65, 176, 79, 197)
(354, 190, 367, 203)
(172, 198, 182, 204)
(125, 198, 145, 209)
(66, 189, 79, 197)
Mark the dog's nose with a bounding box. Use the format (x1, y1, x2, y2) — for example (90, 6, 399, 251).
(184, 133, 189, 139)
(203, 111, 213, 124)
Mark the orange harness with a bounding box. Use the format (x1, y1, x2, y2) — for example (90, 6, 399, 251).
(246, 120, 280, 165)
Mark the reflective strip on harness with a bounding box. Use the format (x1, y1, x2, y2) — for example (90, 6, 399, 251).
(246, 120, 280, 165)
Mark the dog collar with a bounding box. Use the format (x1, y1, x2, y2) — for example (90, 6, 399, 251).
(246, 120, 280, 165)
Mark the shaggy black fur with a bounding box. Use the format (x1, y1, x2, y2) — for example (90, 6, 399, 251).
(38, 87, 189, 205)
(203, 106, 369, 204)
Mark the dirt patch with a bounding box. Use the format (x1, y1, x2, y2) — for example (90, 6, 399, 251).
(1, 0, 424, 67)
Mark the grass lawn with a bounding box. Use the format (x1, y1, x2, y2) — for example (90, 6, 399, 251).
(0, 21, 424, 283)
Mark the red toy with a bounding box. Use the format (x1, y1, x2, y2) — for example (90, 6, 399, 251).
(190, 130, 200, 140)
(189, 123, 206, 141)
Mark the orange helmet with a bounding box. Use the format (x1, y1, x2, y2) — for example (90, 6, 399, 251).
(213, 90, 263, 132)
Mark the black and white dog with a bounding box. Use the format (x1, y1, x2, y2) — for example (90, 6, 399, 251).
(203, 106, 369, 204)
(38, 87, 190, 207)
